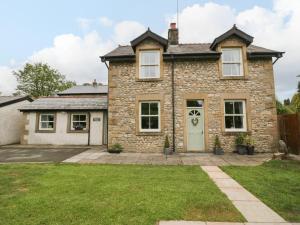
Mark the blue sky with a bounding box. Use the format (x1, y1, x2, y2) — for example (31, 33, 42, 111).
(0, 0, 273, 64)
(0, 0, 299, 100)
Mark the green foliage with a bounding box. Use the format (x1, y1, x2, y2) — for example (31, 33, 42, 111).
(244, 135, 254, 146)
(108, 143, 123, 153)
(291, 93, 300, 112)
(276, 99, 295, 114)
(13, 63, 76, 98)
(235, 133, 246, 145)
(214, 135, 221, 148)
(298, 81, 300, 93)
(164, 135, 170, 148)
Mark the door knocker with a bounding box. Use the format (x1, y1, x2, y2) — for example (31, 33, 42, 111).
(191, 118, 199, 126)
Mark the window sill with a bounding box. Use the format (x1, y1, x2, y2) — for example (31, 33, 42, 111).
(35, 130, 56, 133)
(222, 131, 251, 136)
(67, 130, 89, 133)
(220, 76, 247, 80)
(136, 132, 163, 136)
(136, 78, 162, 82)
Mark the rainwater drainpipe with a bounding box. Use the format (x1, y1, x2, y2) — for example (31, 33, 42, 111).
(171, 55, 176, 152)
(88, 112, 91, 146)
(100, 56, 109, 146)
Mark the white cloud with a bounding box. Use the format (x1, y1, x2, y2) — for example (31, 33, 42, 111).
(0, 66, 16, 94)
(168, 0, 300, 100)
(113, 21, 146, 44)
(77, 18, 92, 30)
(99, 17, 113, 27)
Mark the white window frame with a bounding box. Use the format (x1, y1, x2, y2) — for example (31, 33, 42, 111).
(224, 100, 247, 132)
(139, 101, 160, 132)
(39, 113, 55, 131)
(70, 113, 88, 131)
(221, 48, 243, 77)
(139, 50, 160, 79)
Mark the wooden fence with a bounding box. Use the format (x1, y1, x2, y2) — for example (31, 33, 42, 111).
(278, 113, 300, 155)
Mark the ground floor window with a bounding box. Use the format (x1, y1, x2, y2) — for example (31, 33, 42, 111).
(70, 113, 88, 131)
(38, 113, 55, 131)
(139, 101, 160, 132)
(224, 100, 247, 132)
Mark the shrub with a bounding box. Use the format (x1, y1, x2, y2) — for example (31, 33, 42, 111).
(164, 135, 170, 149)
(214, 135, 221, 148)
(245, 135, 255, 146)
(235, 133, 246, 145)
(108, 143, 123, 153)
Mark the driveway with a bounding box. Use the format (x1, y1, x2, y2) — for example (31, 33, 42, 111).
(0, 146, 90, 163)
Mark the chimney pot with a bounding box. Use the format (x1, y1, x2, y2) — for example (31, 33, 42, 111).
(92, 79, 97, 87)
(170, 22, 176, 29)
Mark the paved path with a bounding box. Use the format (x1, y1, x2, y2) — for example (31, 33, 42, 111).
(159, 222, 299, 225)
(63, 151, 272, 166)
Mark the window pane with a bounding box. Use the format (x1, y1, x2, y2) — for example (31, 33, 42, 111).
(73, 115, 80, 121)
(225, 116, 234, 129)
(141, 103, 149, 115)
(234, 102, 243, 114)
(225, 102, 234, 114)
(141, 51, 159, 65)
(231, 63, 241, 75)
(234, 116, 243, 129)
(187, 100, 203, 107)
(222, 49, 240, 62)
(48, 122, 54, 128)
(79, 115, 86, 121)
(150, 116, 159, 129)
(41, 122, 48, 128)
(150, 103, 158, 115)
(141, 116, 149, 129)
(41, 115, 47, 121)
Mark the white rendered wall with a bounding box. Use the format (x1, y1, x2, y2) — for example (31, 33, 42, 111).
(25, 111, 103, 145)
(0, 101, 29, 145)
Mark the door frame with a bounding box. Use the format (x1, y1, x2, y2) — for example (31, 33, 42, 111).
(183, 93, 209, 152)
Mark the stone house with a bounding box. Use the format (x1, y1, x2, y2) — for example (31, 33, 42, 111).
(0, 96, 32, 145)
(19, 83, 108, 146)
(101, 24, 284, 153)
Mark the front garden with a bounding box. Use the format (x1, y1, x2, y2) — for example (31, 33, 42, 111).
(0, 164, 244, 225)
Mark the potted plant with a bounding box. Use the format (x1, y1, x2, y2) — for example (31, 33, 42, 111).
(164, 135, 172, 155)
(213, 135, 224, 155)
(108, 143, 123, 154)
(245, 135, 255, 155)
(235, 133, 247, 155)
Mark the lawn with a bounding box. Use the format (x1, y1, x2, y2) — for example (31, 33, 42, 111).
(222, 160, 300, 222)
(0, 164, 244, 225)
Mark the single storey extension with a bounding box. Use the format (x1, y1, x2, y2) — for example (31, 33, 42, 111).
(19, 84, 108, 146)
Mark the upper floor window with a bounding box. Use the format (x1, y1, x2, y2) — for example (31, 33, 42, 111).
(139, 101, 160, 132)
(224, 100, 247, 132)
(139, 50, 160, 79)
(222, 48, 243, 76)
(39, 113, 55, 131)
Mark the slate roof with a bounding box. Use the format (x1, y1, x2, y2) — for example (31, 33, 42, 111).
(102, 44, 282, 59)
(58, 85, 108, 95)
(19, 97, 107, 111)
(0, 96, 32, 107)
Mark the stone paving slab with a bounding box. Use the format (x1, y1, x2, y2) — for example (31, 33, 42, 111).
(201, 166, 286, 223)
(159, 222, 294, 225)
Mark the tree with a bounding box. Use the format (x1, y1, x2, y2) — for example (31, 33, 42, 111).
(276, 99, 295, 115)
(13, 63, 76, 98)
(283, 98, 291, 105)
(291, 93, 300, 112)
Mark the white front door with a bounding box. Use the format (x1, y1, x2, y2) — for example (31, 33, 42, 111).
(89, 112, 103, 145)
(187, 107, 204, 151)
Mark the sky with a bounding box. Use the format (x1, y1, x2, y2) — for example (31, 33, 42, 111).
(0, 0, 299, 100)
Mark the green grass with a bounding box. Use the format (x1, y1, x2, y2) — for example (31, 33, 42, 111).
(0, 164, 244, 225)
(222, 160, 300, 222)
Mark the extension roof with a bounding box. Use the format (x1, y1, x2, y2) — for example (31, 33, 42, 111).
(19, 97, 107, 111)
(0, 96, 32, 107)
(57, 85, 108, 95)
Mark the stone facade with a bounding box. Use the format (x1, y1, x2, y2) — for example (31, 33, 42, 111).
(107, 38, 278, 153)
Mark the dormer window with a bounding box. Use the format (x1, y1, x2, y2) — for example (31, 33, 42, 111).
(221, 48, 243, 76)
(139, 50, 160, 79)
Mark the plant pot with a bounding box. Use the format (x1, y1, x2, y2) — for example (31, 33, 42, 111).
(213, 147, 224, 155)
(236, 144, 247, 155)
(247, 145, 255, 155)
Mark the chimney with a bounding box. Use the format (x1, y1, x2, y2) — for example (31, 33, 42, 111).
(168, 22, 178, 45)
(92, 79, 97, 87)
